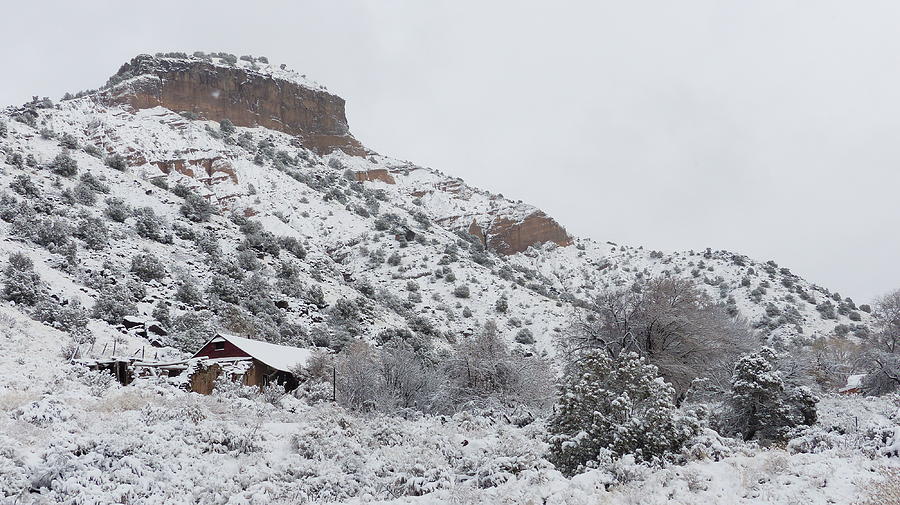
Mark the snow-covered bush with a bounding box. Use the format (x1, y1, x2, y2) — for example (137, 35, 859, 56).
(34, 298, 89, 333)
(277, 235, 307, 259)
(59, 132, 79, 149)
(133, 206, 171, 243)
(33, 218, 72, 249)
(92, 283, 138, 323)
(515, 328, 535, 344)
(547, 351, 701, 475)
(12, 395, 73, 426)
(2, 252, 45, 306)
(9, 174, 39, 197)
(179, 192, 215, 222)
(130, 250, 167, 281)
(0, 436, 29, 502)
(105, 153, 127, 171)
(74, 214, 109, 249)
(787, 426, 845, 454)
(50, 149, 78, 177)
(175, 277, 204, 306)
(103, 197, 130, 222)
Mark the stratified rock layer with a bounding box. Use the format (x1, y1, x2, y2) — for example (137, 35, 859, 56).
(100, 55, 367, 156)
(468, 211, 572, 255)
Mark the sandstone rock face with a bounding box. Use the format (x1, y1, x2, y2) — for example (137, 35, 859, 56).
(101, 55, 367, 156)
(151, 157, 238, 184)
(468, 211, 572, 255)
(353, 169, 395, 184)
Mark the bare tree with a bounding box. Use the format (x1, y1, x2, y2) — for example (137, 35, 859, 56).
(562, 278, 755, 395)
(861, 288, 900, 394)
(444, 320, 553, 411)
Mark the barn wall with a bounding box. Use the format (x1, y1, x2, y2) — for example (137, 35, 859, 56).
(189, 359, 275, 394)
(194, 339, 252, 360)
(190, 364, 222, 395)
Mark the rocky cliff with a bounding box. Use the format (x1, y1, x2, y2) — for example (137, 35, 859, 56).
(92, 53, 571, 255)
(99, 54, 367, 156)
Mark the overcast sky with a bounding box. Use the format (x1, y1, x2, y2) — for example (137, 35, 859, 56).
(2, 1, 898, 302)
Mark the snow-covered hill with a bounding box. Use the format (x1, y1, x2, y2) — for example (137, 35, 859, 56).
(0, 52, 896, 505)
(0, 55, 874, 362)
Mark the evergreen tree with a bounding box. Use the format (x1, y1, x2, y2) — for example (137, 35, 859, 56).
(719, 347, 817, 442)
(547, 351, 700, 475)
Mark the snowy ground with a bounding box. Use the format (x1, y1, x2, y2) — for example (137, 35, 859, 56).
(1, 308, 897, 505)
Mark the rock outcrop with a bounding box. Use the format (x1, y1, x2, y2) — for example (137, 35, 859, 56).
(468, 211, 572, 255)
(353, 168, 395, 184)
(99, 54, 368, 156)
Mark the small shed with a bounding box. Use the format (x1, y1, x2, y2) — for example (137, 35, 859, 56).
(189, 333, 312, 394)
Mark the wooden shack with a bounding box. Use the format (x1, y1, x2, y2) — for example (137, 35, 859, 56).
(188, 333, 312, 394)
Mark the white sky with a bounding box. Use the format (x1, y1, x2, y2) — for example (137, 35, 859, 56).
(1, 1, 898, 302)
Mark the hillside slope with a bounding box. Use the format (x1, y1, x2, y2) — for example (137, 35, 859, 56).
(0, 53, 875, 364)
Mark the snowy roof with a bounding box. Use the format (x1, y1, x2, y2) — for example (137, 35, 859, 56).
(194, 333, 313, 372)
(841, 374, 866, 391)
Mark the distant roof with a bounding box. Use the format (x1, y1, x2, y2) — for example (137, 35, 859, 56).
(193, 333, 313, 372)
(841, 373, 867, 391)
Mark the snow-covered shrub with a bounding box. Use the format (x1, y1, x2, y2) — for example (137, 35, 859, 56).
(2, 252, 45, 306)
(73, 367, 117, 397)
(278, 235, 307, 259)
(12, 395, 73, 426)
(169, 310, 216, 351)
(9, 174, 39, 197)
(82, 144, 102, 158)
(179, 192, 214, 222)
(195, 421, 262, 455)
(74, 214, 109, 249)
(78, 172, 110, 194)
(33, 298, 89, 333)
(50, 149, 78, 177)
(105, 153, 127, 171)
(787, 426, 845, 454)
(0, 435, 29, 501)
(547, 351, 701, 475)
(219, 118, 236, 135)
(33, 218, 72, 248)
(92, 284, 138, 324)
(103, 196, 130, 222)
(515, 328, 535, 344)
(681, 427, 735, 462)
(175, 276, 204, 306)
(860, 423, 900, 457)
(133, 206, 171, 243)
(59, 132, 79, 149)
(453, 284, 471, 298)
(130, 250, 167, 281)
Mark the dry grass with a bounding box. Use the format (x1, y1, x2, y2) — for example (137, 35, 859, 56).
(856, 467, 900, 505)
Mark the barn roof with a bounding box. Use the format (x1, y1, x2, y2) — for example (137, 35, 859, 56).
(193, 333, 313, 372)
(840, 373, 866, 392)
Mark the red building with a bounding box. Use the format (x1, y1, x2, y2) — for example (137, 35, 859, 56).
(189, 333, 313, 394)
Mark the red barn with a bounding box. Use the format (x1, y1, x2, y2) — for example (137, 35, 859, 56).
(189, 333, 312, 394)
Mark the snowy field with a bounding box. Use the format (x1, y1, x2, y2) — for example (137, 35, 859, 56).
(1, 305, 897, 505)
